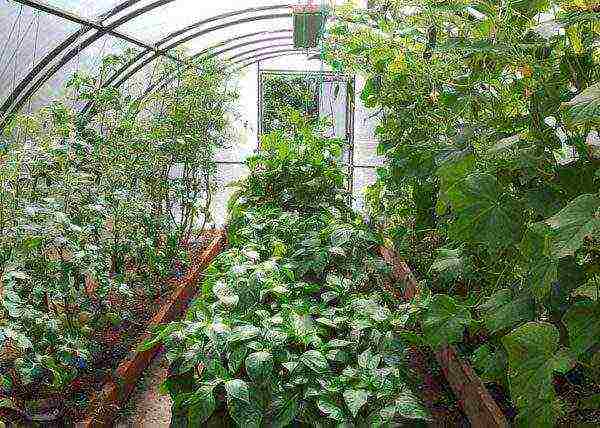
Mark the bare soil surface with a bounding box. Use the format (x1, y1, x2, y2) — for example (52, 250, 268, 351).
(115, 353, 172, 428)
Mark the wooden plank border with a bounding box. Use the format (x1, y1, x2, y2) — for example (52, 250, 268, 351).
(379, 246, 509, 428)
(79, 231, 226, 428)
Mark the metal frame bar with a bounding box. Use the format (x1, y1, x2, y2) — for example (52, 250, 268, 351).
(0, 0, 180, 128)
(93, 9, 293, 99)
(79, 13, 293, 117)
(80, 29, 292, 115)
(155, 4, 291, 47)
(223, 44, 296, 63)
(10, 0, 176, 58)
(1, 3, 292, 127)
(231, 52, 312, 71)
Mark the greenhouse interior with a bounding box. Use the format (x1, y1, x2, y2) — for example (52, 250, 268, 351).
(0, 0, 600, 426)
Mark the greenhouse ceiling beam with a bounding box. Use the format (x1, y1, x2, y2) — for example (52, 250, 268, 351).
(10, 0, 178, 61)
(119, 34, 295, 112)
(156, 43, 298, 91)
(89, 13, 292, 98)
(194, 31, 293, 59)
(79, 13, 292, 117)
(81, 29, 293, 116)
(0, 0, 181, 129)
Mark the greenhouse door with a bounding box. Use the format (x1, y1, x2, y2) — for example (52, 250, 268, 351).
(258, 70, 355, 159)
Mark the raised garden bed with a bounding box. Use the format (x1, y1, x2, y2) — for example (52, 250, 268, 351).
(79, 231, 226, 428)
(379, 246, 509, 428)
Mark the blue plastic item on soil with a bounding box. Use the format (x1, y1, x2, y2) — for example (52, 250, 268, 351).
(72, 356, 87, 370)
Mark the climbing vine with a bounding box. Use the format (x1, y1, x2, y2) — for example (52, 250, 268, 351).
(324, 0, 600, 425)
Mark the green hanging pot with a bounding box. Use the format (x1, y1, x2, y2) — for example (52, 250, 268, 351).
(293, 9, 325, 49)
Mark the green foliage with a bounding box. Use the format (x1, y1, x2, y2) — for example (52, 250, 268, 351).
(155, 122, 430, 426)
(261, 74, 320, 136)
(0, 55, 237, 395)
(325, 0, 600, 424)
(502, 322, 572, 427)
(421, 294, 473, 348)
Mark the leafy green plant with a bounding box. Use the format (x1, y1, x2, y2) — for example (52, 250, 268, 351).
(152, 119, 430, 426)
(0, 54, 237, 399)
(325, 0, 600, 425)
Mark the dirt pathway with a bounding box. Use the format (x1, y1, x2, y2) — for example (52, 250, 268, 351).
(115, 354, 172, 428)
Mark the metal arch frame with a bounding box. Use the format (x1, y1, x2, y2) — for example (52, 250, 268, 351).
(0, 0, 181, 128)
(228, 51, 313, 70)
(88, 6, 293, 101)
(223, 44, 297, 63)
(155, 4, 291, 47)
(0, 1, 292, 128)
(10, 0, 171, 55)
(131, 45, 300, 109)
(80, 14, 295, 117)
(80, 12, 293, 116)
(81, 29, 293, 115)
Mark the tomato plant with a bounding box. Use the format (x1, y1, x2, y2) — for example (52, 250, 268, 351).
(0, 55, 237, 400)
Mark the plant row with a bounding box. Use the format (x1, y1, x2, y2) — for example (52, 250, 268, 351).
(324, 0, 600, 426)
(151, 118, 431, 426)
(0, 55, 237, 406)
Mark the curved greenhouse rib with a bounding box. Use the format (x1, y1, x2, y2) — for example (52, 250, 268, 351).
(155, 4, 291, 47)
(90, 6, 293, 100)
(229, 50, 312, 70)
(0, 0, 180, 129)
(123, 44, 299, 111)
(78, 13, 293, 117)
(80, 29, 293, 116)
(232, 52, 309, 70)
(223, 44, 296, 63)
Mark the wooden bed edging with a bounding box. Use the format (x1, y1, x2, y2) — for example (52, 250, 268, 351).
(378, 246, 509, 428)
(79, 231, 227, 428)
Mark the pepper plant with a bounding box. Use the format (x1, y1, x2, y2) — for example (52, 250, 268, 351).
(151, 115, 431, 427)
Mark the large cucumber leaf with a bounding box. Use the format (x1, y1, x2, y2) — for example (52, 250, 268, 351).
(472, 344, 508, 384)
(545, 193, 600, 258)
(563, 299, 600, 357)
(421, 294, 473, 349)
(447, 173, 521, 253)
(478, 289, 535, 334)
(502, 322, 572, 427)
(520, 223, 557, 299)
(562, 82, 600, 125)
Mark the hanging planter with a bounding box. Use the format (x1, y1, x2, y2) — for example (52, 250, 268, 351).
(292, 3, 326, 49)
